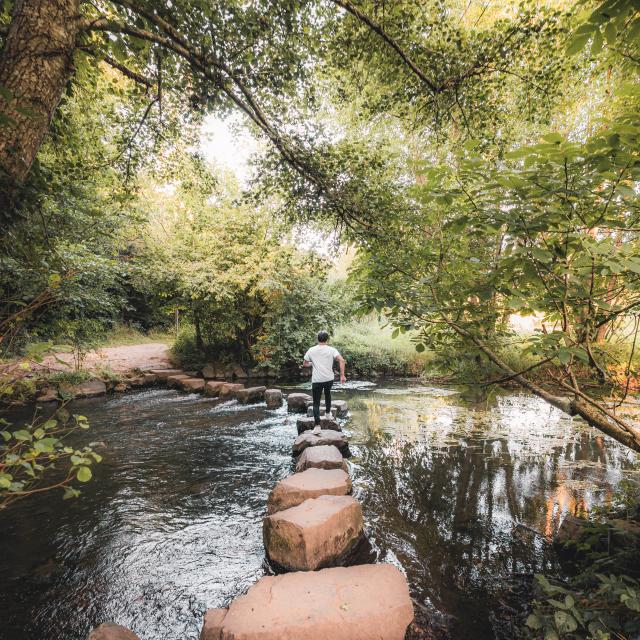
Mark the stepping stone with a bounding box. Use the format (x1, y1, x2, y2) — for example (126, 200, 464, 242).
(296, 415, 341, 434)
(286, 392, 312, 413)
(58, 379, 107, 398)
(265, 388, 283, 409)
(267, 468, 352, 514)
(295, 445, 348, 473)
(203, 380, 225, 397)
(306, 406, 338, 418)
(263, 495, 363, 571)
(149, 368, 183, 381)
(167, 374, 191, 389)
(87, 624, 140, 640)
(218, 382, 245, 399)
(200, 564, 414, 640)
(178, 377, 205, 393)
(306, 399, 349, 417)
(236, 386, 266, 404)
(293, 430, 348, 456)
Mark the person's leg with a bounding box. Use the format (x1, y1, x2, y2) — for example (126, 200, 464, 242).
(312, 383, 322, 425)
(324, 381, 333, 415)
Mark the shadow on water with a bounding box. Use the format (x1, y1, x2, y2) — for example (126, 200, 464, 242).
(0, 382, 638, 640)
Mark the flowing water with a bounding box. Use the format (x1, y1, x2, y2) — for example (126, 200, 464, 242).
(1, 381, 638, 640)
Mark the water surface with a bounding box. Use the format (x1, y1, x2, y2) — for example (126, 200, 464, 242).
(0, 382, 637, 639)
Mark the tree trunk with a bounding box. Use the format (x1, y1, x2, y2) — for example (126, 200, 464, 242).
(0, 0, 81, 188)
(449, 320, 640, 453)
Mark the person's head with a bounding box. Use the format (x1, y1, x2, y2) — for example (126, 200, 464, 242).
(317, 330, 329, 344)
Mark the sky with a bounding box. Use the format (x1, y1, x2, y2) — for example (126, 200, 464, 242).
(198, 113, 349, 264)
(199, 113, 259, 184)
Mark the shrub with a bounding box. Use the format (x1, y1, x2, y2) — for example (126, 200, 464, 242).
(332, 320, 431, 377)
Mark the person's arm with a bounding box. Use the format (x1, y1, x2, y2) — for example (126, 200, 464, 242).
(336, 354, 346, 384)
(303, 350, 312, 368)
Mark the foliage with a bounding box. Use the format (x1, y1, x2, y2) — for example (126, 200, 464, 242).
(332, 320, 432, 378)
(525, 573, 640, 640)
(140, 150, 337, 372)
(52, 319, 106, 372)
(0, 405, 100, 510)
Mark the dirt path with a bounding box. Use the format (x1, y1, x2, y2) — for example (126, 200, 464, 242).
(40, 343, 172, 374)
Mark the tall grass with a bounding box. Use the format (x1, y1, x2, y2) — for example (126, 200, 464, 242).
(332, 320, 432, 377)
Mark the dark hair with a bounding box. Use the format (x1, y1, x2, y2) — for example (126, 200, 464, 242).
(317, 330, 329, 343)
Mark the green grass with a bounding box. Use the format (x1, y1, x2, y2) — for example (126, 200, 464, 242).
(98, 324, 175, 348)
(332, 319, 433, 377)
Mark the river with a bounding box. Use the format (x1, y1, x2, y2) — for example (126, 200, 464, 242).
(0, 381, 637, 640)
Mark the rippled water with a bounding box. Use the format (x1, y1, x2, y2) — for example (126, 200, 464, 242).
(1, 382, 638, 640)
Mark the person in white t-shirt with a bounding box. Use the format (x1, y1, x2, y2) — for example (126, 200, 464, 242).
(303, 331, 347, 434)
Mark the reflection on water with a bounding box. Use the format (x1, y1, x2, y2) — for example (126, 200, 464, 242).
(0, 384, 637, 640)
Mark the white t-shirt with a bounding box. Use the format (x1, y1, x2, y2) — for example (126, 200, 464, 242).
(304, 344, 340, 383)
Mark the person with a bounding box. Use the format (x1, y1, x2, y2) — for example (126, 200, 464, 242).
(303, 331, 346, 434)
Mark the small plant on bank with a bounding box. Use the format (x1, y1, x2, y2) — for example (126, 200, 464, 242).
(526, 573, 640, 640)
(0, 405, 101, 510)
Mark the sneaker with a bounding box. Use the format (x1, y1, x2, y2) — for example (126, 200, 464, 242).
(312, 426, 321, 435)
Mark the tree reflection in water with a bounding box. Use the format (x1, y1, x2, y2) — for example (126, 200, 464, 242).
(345, 386, 638, 640)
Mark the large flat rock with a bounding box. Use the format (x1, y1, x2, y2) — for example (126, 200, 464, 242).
(306, 399, 349, 417)
(204, 380, 225, 397)
(218, 382, 245, 399)
(264, 388, 283, 409)
(167, 374, 191, 389)
(295, 445, 348, 473)
(293, 430, 349, 455)
(267, 468, 352, 514)
(287, 392, 312, 412)
(263, 495, 363, 571)
(59, 379, 107, 398)
(149, 368, 183, 381)
(199, 564, 414, 640)
(297, 415, 341, 434)
(87, 624, 140, 640)
(306, 405, 338, 418)
(178, 377, 205, 393)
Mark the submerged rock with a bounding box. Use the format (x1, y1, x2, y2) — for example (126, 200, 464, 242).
(36, 387, 58, 403)
(199, 564, 414, 640)
(267, 468, 352, 514)
(296, 415, 341, 434)
(295, 445, 348, 473)
(263, 495, 364, 571)
(236, 386, 266, 404)
(292, 430, 349, 455)
(286, 392, 312, 413)
(264, 388, 283, 409)
(87, 623, 140, 640)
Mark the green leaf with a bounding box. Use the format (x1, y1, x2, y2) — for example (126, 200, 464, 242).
(526, 614, 543, 630)
(590, 28, 603, 54)
(554, 610, 578, 633)
(13, 429, 32, 441)
(76, 466, 92, 483)
(415, 343, 425, 353)
(566, 31, 592, 55)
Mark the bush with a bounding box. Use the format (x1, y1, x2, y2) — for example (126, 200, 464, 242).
(332, 320, 431, 377)
(170, 325, 207, 370)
